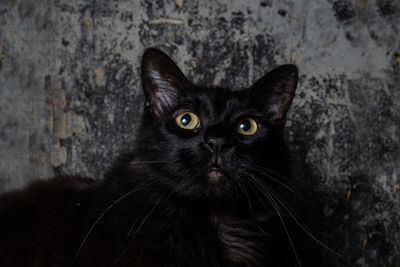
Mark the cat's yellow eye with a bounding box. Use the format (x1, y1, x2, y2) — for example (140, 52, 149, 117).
(175, 111, 200, 130)
(237, 118, 258, 135)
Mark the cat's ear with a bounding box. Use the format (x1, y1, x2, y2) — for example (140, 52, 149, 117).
(141, 48, 187, 117)
(250, 64, 298, 127)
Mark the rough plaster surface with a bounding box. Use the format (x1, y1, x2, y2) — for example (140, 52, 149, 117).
(0, 0, 399, 266)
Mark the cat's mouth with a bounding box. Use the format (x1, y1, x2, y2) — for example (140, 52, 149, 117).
(207, 165, 228, 185)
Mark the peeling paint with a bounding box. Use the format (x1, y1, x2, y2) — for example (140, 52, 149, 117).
(175, 0, 183, 9)
(84, 16, 93, 31)
(50, 144, 67, 167)
(64, 111, 86, 139)
(93, 67, 105, 86)
(47, 80, 66, 143)
(149, 18, 183, 25)
(46, 78, 87, 167)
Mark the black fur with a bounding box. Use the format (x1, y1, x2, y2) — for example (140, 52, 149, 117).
(0, 49, 321, 266)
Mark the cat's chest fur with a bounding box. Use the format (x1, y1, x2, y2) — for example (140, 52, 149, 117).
(87, 191, 271, 267)
(210, 214, 269, 266)
(117, 210, 270, 267)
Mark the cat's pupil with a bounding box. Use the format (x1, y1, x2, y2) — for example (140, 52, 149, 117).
(240, 120, 251, 132)
(181, 114, 192, 126)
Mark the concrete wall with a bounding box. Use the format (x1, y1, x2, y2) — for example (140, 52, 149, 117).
(0, 0, 399, 266)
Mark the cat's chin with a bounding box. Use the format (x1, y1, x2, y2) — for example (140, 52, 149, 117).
(207, 167, 228, 185)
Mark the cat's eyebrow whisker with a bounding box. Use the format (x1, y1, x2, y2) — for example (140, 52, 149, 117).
(70, 179, 155, 267)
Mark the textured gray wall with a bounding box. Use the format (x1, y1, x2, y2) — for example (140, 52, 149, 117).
(0, 0, 399, 266)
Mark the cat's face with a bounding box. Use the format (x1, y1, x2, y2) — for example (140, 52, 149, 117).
(136, 49, 298, 201)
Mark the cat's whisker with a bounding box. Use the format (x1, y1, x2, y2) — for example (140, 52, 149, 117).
(231, 169, 240, 201)
(248, 173, 337, 255)
(142, 178, 188, 236)
(241, 170, 340, 259)
(264, 189, 302, 267)
(242, 175, 301, 266)
(232, 158, 294, 185)
(125, 212, 143, 239)
(126, 190, 168, 239)
(114, 191, 168, 263)
(249, 163, 293, 182)
(245, 165, 298, 196)
(236, 179, 254, 217)
(249, 163, 296, 187)
(174, 177, 188, 193)
(115, 178, 187, 263)
(232, 159, 297, 196)
(243, 173, 302, 267)
(246, 161, 293, 179)
(70, 179, 155, 267)
(267, 187, 341, 258)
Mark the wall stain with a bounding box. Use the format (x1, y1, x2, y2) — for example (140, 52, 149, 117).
(332, 0, 356, 22)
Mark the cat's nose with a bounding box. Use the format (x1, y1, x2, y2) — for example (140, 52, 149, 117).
(205, 137, 229, 154)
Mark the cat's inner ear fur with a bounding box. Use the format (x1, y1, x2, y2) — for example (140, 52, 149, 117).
(141, 49, 187, 117)
(250, 64, 298, 127)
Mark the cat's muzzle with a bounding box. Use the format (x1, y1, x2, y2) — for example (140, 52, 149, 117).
(207, 164, 228, 185)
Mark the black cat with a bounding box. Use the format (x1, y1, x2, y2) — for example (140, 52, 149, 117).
(0, 49, 320, 266)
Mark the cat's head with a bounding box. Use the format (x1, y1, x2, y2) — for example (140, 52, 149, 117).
(134, 49, 298, 202)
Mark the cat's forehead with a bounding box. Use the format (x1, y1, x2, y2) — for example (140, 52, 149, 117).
(183, 87, 249, 120)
